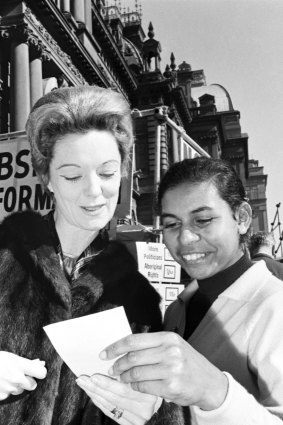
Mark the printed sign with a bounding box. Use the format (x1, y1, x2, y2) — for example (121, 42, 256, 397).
(0, 134, 53, 220)
(136, 242, 181, 283)
(151, 282, 184, 315)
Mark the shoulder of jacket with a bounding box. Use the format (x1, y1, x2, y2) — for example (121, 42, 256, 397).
(0, 210, 51, 249)
(0, 209, 45, 229)
(163, 297, 183, 329)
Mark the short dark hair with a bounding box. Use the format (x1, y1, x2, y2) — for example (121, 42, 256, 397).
(26, 85, 133, 190)
(248, 231, 275, 257)
(157, 156, 251, 243)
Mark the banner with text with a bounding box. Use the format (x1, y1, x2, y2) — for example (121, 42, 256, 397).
(0, 135, 53, 220)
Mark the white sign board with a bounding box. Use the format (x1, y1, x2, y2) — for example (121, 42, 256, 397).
(151, 282, 184, 316)
(136, 242, 181, 283)
(0, 135, 53, 220)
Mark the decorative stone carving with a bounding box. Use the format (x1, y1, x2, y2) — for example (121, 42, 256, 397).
(40, 45, 52, 62)
(0, 7, 91, 85)
(142, 22, 162, 71)
(24, 8, 86, 83)
(0, 7, 85, 84)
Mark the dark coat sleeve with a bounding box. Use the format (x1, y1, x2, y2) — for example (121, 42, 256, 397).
(147, 401, 187, 425)
(85, 240, 163, 333)
(108, 268, 163, 333)
(81, 241, 165, 425)
(81, 241, 187, 425)
(82, 396, 186, 425)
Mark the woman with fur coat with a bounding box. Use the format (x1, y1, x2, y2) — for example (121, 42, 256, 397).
(0, 86, 183, 425)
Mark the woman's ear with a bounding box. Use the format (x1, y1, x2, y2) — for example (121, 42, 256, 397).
(236, 202, 252, 235)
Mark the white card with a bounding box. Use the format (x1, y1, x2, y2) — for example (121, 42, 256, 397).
(44, 306, 132, 377)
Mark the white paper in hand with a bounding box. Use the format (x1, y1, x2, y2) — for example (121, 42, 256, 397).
(43, 306, 132, 377)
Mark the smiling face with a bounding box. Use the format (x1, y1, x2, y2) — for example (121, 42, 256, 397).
(48, 130, 121, 236)
(161, 180, 249, 280)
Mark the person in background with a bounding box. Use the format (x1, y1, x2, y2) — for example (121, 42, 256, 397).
(81, 157, 283, 424)
(0, 85, 175, 425)
(248, 230, 283, 280)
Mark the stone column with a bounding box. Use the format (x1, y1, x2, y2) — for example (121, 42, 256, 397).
(178, 134, 184, 161)
(30, 56, 43, 107)
(172, 130, 179, 163)
(61, 0, 70, 13)
(71, 0, 85, 23)
(0, 46, 9, 133)
(84, 0, 92, 33)
(10, 40, 30, 131)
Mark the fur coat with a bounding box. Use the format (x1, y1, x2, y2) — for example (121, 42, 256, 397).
(0, 210, 185, 425)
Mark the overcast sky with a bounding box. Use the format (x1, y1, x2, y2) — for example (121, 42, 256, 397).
(124, 0, 283, 235)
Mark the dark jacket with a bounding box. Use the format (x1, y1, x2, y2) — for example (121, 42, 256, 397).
(252, 254, 283, 280)
(0, 210, 184, 425)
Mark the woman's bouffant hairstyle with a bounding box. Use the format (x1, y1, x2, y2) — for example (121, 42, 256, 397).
(26, 85, 133, 190)
(157, 156, 251, 244)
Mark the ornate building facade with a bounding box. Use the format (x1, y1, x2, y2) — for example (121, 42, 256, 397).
(0, 0, 267, 233)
